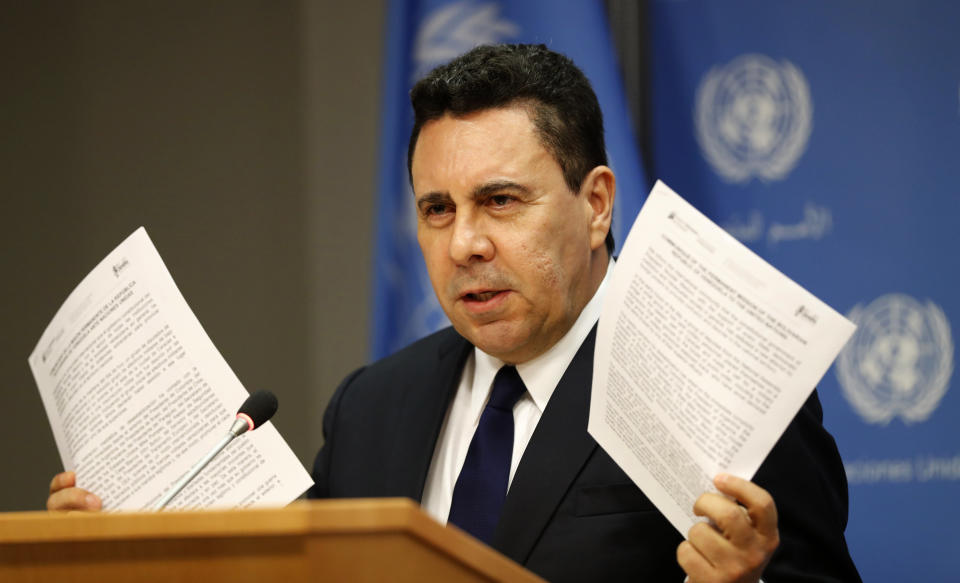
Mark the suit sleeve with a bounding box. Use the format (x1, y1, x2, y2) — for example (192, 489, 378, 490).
(758, 390, 862, 582)
(307, 366, 366, 500)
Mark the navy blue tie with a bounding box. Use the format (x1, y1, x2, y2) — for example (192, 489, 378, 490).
(447, 365, 527, 544)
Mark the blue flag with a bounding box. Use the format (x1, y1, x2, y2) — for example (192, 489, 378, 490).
(371, 0, 648, 359)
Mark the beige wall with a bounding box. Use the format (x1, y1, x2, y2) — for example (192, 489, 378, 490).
(0, 1, 382, 510)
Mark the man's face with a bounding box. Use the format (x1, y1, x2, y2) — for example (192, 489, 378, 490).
(411, 106, 604, 364)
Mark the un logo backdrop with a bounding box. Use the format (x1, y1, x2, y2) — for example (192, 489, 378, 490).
(649, 1, 960, 580)
(695, 54, 813, 183)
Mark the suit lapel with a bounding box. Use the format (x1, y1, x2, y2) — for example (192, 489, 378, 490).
(383, 330, 473, 501)
(491, 327, 599, 563)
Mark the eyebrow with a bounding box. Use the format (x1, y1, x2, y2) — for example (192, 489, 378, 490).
(415, 181, 532, 208)
(415, 191, 451, 209)
(471, 180, 531, 199)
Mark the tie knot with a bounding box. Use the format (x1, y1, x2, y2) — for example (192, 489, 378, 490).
(487, 366, 526, 410)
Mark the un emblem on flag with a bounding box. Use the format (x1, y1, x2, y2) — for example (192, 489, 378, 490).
(413, 2, 520, 79)
(695, 54, 813, 183)
(835, 294, 954, 425)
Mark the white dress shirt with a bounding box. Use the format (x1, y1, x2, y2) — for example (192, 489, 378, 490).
(420, 259, 615, 524)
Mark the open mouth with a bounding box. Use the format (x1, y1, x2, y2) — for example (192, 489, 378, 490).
(464, 290, 503, 302)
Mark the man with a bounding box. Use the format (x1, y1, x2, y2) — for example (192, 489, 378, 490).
(49, 44, 860, 582)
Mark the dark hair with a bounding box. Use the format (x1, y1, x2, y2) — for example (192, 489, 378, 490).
(408, 43, 614, 254)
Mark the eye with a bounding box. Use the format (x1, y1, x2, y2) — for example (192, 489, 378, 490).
(489, 195, 513, 207)
(419, 201, 454, 224)
(425, 203, 450, 216)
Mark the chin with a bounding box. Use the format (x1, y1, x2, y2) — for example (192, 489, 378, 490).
(463, 324, 530, 362)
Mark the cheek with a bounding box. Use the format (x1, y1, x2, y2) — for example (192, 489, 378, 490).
(517, 240, 565, 293)
(418, 233, 449, 285)
(524, 215, 586, 289)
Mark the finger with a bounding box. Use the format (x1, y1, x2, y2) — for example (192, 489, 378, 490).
(677, 539, 715, 583)
(693, 491, 755, 546)
(714, 473, 778, 537)
(686, 514, 774, 583)
(47, 487, 102, 512)
(49, 471, 76, 495)
(686, 520, 736, 567)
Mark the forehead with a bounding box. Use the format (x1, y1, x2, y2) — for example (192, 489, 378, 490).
(410, 107, 553, 192)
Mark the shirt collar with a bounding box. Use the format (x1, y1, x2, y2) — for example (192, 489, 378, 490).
(470, 257, 615, 414)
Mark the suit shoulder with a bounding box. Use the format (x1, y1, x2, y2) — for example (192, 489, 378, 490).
(365, 326, 465, 373)
(339, 327, 467, 394)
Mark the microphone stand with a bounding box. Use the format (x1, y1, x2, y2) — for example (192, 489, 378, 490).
(152, 417, 251, 511)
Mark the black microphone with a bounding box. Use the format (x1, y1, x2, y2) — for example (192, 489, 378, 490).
(153, 390, 278, 510)
(231, 390, 279, 437)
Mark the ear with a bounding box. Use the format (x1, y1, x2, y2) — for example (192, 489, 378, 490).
(580, 166, 615, 252)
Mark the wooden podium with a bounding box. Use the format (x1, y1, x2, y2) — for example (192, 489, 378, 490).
(0, 498, 544, 582)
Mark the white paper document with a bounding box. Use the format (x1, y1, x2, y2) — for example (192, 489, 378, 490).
(29, 227, 313, 511)
(588, 181, 855, 535)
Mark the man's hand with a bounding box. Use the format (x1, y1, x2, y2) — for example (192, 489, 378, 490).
(47, 471, 102, 511)
(677, 473, 779, 583)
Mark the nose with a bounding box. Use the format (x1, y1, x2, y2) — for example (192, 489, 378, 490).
(449, 211, 494, 265)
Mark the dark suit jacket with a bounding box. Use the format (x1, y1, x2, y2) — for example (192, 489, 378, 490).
(309, 327, 861, 582)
